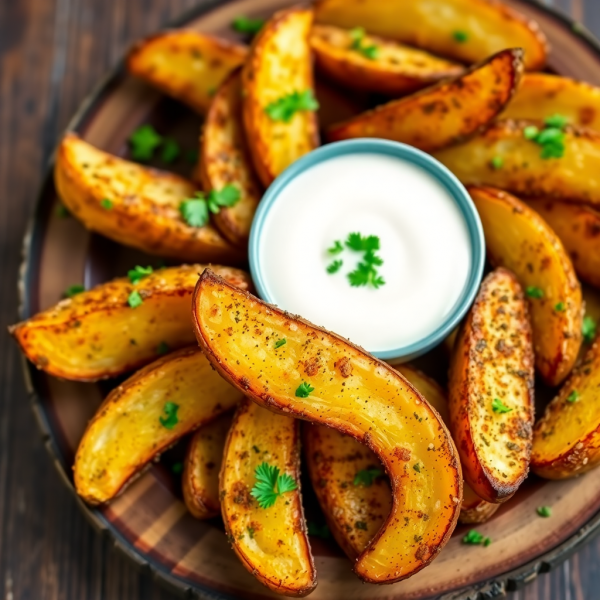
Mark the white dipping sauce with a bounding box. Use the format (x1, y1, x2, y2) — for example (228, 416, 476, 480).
(257, 153, 471, 354)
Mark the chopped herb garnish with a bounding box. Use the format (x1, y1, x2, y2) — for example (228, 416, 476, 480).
(128, 265, 153, 284)
(159, 402, 179, 429)
(180, 195, 209, 228)
(526, 286, 544, 299)
(274, 338, 287, 349)
(65, 284, 85, 298)
(207, 184, 241, 213)
(247, 526, 255, 539)
(327, 260, 343, 274)
(537, 506, 552, 518)
(250, 462, 297, 509)
(523, 116, 568, 160)
(453, 30, 469, 43)
(492, 397, 513, 414)
(345, 232, 380, 252)
(349, 27, 379, 60)
(171, 462, 183, 474)
(413, 463, 421, 473)
(328, 240, 344, 255)
(462, 529, 491, 546)
(296, 381, 315, 398)
(524, 125, 540, 140)
(326, 233, 385, 289)
(264, 90, 319, 123)
(232, 15, 265, 35)
(56, 204, 70, 218)
(307, 522, 330, 539)
(566, 390, 580, 403)
(355, 521, 368, 531)
(160, 138, 180, 163)
(582, 315, 597, 343)
(100, 198, 113, 210)
(353, 468, 383, 487)
(129, 124, 163, 161)
(157, 341, 170, 355)
(348, 262, 385, 289)
(127, 290, 143, 308)
(554, 302, 566, 312)
(545, 114, 569, 129)
(491, 156, 504, 170)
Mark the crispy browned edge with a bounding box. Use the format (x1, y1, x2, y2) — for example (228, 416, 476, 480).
(459, 497, 500, 525)
(192, 269, 462, 585)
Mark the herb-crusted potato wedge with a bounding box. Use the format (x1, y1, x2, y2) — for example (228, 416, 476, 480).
(126, 30, 247, 114)
(460, 482, 500, 525)
(449, 268, 535, 503)
(10, 265, 250, 381)
(532, 338, 600, 479)
(469, 187, 583, 386)
(502, 73, 600, 131)
(434, 120, 600, 206)
(193, 270, 462, 585)
(182, 412, 233, 520)
(314, 0, 548, 71)
(328, 49, 523, 152)
(310, 24, 463, 96)
(74, 347, 243, 505)
(199, 70, 263, 246)
(221, 399, 316, 597)
(242, 8, 319, 187)
(55, 134, 241, 263)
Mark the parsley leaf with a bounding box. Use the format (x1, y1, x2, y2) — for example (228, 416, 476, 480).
(157, 341, 170, 355)
(160, 138, 180, 163)
(250, 462, 298, 509)
(100, 198, 113, 210)
(545, 114, 569, 128)
(207, 185, 241, 213)
(159, 402, 179, 429)
(349, 27, 379, 60)
(345, 232, 380, 252)
(353, 468, 383, 487)
(65, 284, 85, 298)
(348, 261, 385, 289)
(491, 156, 504, 170)
(583, 315, 597, 343)
(327, 259, 343, 274)
(307, 522, 330, 539)
(526, 286, 544, 299)
(453, 31, 469, 43)
(129, 124, 163, 161)
(180, 195, 209, 228)
(462, 529, 491, 546)
(128, 290, 143, 308)
(523, 118, 567, 160)
(413, 463, 421, 473)
(492, 397, 513, 414)
(566, 390, 579, 403)
(555, 302, 566, 312)
(537, 506, 552, 518)
(232, 15, 265, 35)
(295, 381, 315, 398)
(128, 265, 153, 284)
(328, 240, 344, 255)
(275, 338, 287, 349)
(264, 90, 319, 123)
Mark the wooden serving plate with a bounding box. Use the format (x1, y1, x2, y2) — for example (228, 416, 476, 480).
(19, 1, 600, 598)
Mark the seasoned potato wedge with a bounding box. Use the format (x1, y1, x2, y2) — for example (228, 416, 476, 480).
(126, 30, 247, 114)
(449, 268, 535, 503)
(310, 24, 463, 96)
(502, 73, 600, 131)
(55, 134, 241, 263)
(532, 338, 600, 479)
(193, 270, 462, 585)
(10, 264, 250, 381)
(314, 0, 548, 70)
(199, 70, 263, 246)
(459, 483, 500, 525)
(242, 8, 319, 187)
(328, 49, 523, 152)
(221, 399, 316, 596)
(469, 187, 583, 386)
(183, 412, 233, 520)
(434, 120, 600, 206)
(74, 347, 243, 505)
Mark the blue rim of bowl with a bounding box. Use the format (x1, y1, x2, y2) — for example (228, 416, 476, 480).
(249, 138, 485, 362)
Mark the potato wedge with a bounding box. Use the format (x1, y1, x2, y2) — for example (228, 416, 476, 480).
(221, 399, 316, 596)
(314, 0, 548, 71)
(310, 24, 463, 96)
(199, 70, 263, 246)
(183, 412, 233, 520)
(10, 264, 250, 381)
(434, 120, 600, 206)
(74, 347, 243, 505)
(502, 73, 600, 131)
(532, 338, 600, 479)
(328, 49, 523, 152)
(55, 134, 241, 263)
(449, 268, 535, 503)
(459, 483, 500, 525)
(468, 187, 583, 386)
(242, 8, 319, 187)
(126, 30, 247, 114)
(193, 270, 462, 584)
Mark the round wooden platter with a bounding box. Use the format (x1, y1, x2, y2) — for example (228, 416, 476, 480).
(18, 1, 600, 599)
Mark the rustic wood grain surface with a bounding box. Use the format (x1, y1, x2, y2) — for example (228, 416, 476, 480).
(1, 1, 600, 599)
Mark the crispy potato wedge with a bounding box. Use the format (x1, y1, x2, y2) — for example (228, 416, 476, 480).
(55, 134, 241, 263)
(459, 483, 500, 525)
(242, 8, 319, 187)
(183, 412, 233, 519)
(199, 70, 263, 246)
(434, 120, 600, 206)
(532, 338, 600, 479)
(10, 264, 250, 381)
(221, 399, 316, 596)
(449, 268, 535, 503)
(328, 49, 523, 152)
(314, 0, 548, 70)
(310, 24, 463, 96)
(193, 270, 462, 584)
(502, 73, 600, 131)
(126, 30, 247, 114)
(74, 347, 243, 505)
(468, 187, 583, 386)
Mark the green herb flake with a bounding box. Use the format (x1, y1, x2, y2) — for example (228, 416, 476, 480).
(523, 119, 567, 160)
(413, 463, 421, 473)
(128, 265, 153, 284)
(160, 138, 180, 163)
(295, 381, 315, 398)
(274, 338, 287, 349)
(462, 529, 491, 546)
(526, 286, 544, 299)
(345, 232, 380, 252)
(355, 521, 368, 531)
(247, 526, 255, 539)
(492, 397, 513, 414)
(232, 15, 265, 35)
(159, 401, 179, 429)
(56, 204, 70, 218)
(349, 27, 379, 60)
(65, 284, 85, 298)
(100, 198, 113, 210)
(180, 195, 209, 228)
(264, 90, 319, 123)
(157, 341, 170, 355)
(453, 30, 469, 43)
(207, 184, 241, 213)
(171, 462, 183, 475)
(307, 522, 330, 539)
(523, 125, 540, 140)
(566, 390, 580, 403)
(129, 124, 163, 161)
(582, 315, 597, 343)
(537, 506, 552, 518)
(250, 462, 298, 509)
(545, 114, 569, 129)
(327, 259, 343, 274)
(555, 302, 566, 312)
(353, 468, 383, 487)
(127, 290, 143, 308)
(491, 156, 504, 170)
(328, 240, 344, 255)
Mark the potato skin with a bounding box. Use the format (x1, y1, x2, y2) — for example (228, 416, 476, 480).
(220, 399, 316, 597)
(126, 30, 247, 114)
(328, 49, 523, 152)
(242, 8, 319, 187)
(311, 24, 463, 96)
(449, 268, 535, 503)
(459, 482, 500, 525)
(193, 270, 462, 585)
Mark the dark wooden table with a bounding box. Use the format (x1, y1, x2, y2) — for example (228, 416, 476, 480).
(1, 1, 600, 598)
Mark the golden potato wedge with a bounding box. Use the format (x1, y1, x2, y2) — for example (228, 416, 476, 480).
(10, 264, 250, 381)
(449, 268, 535, 503)
(314, 0, 548, 71)
(310, 24, 463, 96)
(193, 270, 462, 585)
(199, 70, 263, 246)
(182, 412, 233, 520)
(55, 134, 241, 263)
(74, 347, 243, 505)
(434, 120, 600, 206)
(221, 399, 316, 597)
(502, 73, 600, 131)
(468, 187, 583, 386)
(242, 8, 319, 187)
(459, 482, 500, 525)
(126, 30, 247, 114)
(532, 338, 600, 479)
(328, 49, 523, 152)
